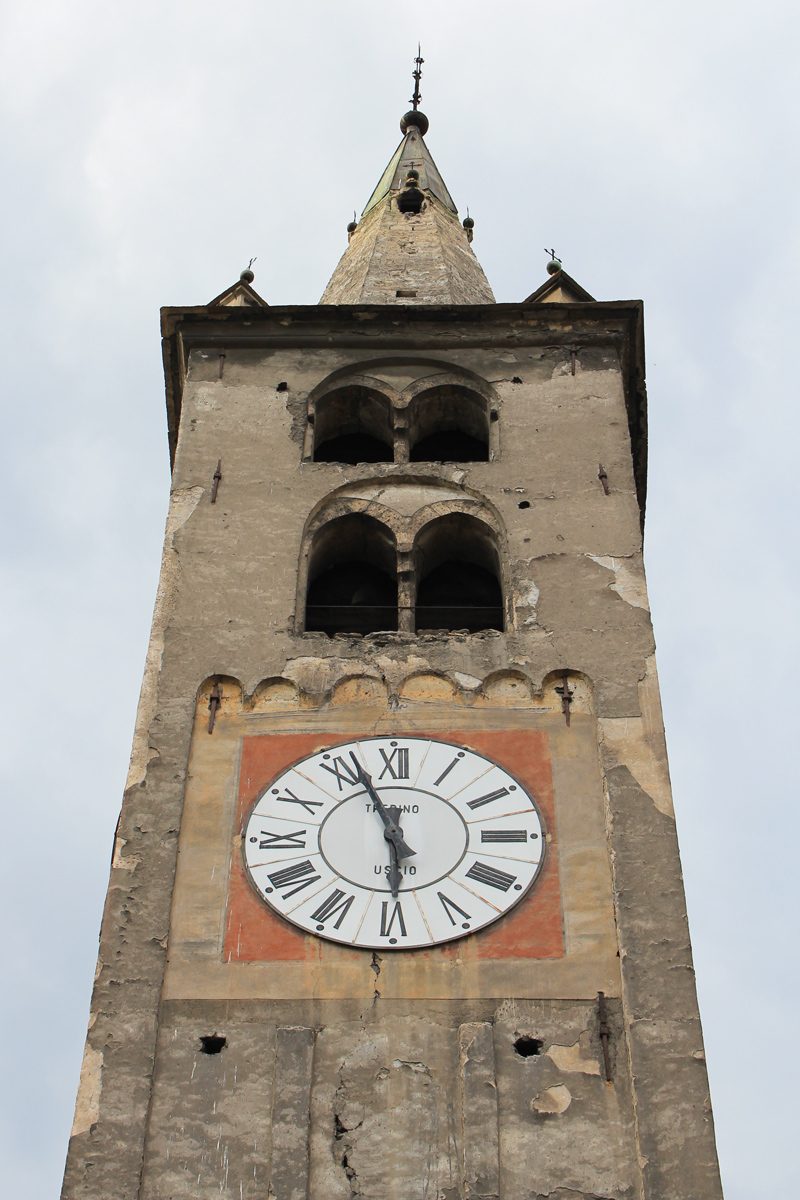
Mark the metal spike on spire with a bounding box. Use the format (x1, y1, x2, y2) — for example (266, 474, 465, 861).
(410, 45, 424, 111)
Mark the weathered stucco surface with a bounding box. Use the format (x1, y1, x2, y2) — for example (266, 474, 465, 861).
(61, 303, 723, 1200)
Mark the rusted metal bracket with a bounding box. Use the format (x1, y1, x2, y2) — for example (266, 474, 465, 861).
(210, 460, 222, 504)
(598, 463, 610, 495)
(207, 682, 222, 734)
(597, 991, 613, 1081)
(218, 352, 226, 379)
(554, 671, 573, 727)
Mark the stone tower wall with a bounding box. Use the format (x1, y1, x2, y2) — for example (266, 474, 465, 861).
(61, 303, 723, 1200)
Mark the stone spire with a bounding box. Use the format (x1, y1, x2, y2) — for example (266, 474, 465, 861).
(321, 65, 495, 306)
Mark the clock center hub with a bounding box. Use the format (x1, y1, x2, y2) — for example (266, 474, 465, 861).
(318, 785, 468, 891)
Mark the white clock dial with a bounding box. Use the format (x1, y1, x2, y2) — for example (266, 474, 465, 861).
(242, 736, 546, 950)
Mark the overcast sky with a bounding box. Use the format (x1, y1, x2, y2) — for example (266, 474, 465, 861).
(1, 2, 798, 1196)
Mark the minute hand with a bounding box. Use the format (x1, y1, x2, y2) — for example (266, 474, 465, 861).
(349, 753, 416, 860)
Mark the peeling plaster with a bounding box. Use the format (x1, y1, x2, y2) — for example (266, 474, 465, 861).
(531, 1084, 572, 1115)
(546, 1036, 601, 1076)
(71, 1043, 102, 1137)
(599, 655, 675, 818)
(112, 836, 141, 872)
(587, 555, 649, 611)
(453, 671, 482, 690)
(599, 718, 673, 819)
(521, 581, 540, 608)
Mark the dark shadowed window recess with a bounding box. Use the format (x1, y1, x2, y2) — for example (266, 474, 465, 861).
(305, 514, 398, 634)
(414, 514, 503, 632)
(313, 386, 393, 464)
(408, 385, 489, 463)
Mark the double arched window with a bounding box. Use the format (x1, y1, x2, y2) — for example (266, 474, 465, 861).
(304, 509, 504, 636)
(310, 377, 492, 465)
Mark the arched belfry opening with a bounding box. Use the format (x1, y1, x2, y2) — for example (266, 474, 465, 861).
(313, 385, 393, 464)
(408, 385, 489, 462)
(414, 513, 503, 632)
(305, 513, 398, 634)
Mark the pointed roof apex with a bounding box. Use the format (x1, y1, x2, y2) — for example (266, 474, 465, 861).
(208, 266, 268, 309)
(362, 47, 456, 218)
(362, 126, 456, 217)
(524, 255, 596, 304)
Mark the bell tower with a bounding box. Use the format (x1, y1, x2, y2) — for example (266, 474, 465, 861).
(62, 57, 724, 1200)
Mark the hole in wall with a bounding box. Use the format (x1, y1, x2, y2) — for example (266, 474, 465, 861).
(518, 500, 530, 509)
(513, 1036, 543, 1058)
(199, 1034, 227, 1055)
(490, 410, 499, 422)
(276, 381, 288, 392)
(511, 376, 523, 384)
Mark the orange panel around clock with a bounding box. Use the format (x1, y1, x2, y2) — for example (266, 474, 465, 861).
(224, 730, 564, 963)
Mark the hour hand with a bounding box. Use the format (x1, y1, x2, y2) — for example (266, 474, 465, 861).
(349, 751, 416, 860)
(387, 839, 402, 899)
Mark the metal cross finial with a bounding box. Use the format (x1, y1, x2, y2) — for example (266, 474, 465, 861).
(247, 256, 257, 270)
(410, 45, 424, 110)
(545, 247, 560, 263)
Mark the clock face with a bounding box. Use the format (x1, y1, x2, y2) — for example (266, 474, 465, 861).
(242, 736, 545, 950)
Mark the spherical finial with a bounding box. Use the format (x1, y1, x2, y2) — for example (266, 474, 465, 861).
(400, 109, 429, 136)
(240, 268, 255, 284)
(462, 216, 474, 230)
(346, 220, 358, 234)
(545, 248, 562, 275)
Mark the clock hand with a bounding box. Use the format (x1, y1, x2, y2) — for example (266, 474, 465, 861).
(348, 751, 416, 860)
(387, 836, 402, 899)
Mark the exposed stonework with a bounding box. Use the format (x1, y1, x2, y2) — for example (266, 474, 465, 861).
(322, 196, 495, 305)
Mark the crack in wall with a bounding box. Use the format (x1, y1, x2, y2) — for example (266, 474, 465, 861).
(333, 1076, 364, 1198)
(370, 952, 382, 1005)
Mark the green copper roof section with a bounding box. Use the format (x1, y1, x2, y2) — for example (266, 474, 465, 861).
(362, 125, 457, 217)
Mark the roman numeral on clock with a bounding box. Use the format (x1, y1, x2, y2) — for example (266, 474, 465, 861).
(319, 755, 360, 790)
(378, 746, 409, 780)
(275, 788, 323, 816)
(465, 861, 518, 892)
(467, 786, 510, 810)
(379, 900, 407, 938)
(309, 889, 356, 929)
(433, 754, 463, 787)
(480, 829, 527, 843)
(266, 859, 321, 899)
(258, 828, 307, 850)
(437, 892, 471, 926)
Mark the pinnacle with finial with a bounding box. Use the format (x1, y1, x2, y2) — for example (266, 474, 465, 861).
(400, 46, 429, 135)
(545, 248, 562, 275)
(411, 45, 423, 110)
